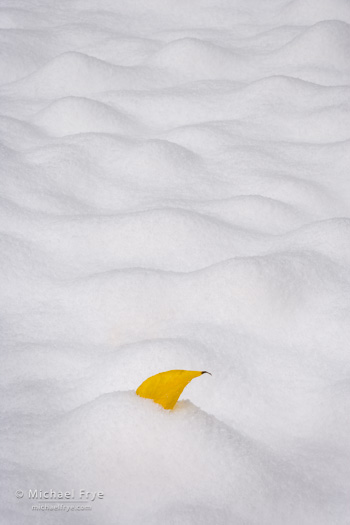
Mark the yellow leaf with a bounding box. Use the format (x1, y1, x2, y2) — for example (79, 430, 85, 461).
(136, 369, 211, 410)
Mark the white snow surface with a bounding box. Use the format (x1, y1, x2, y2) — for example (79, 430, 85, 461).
(1, 0, 350, 523)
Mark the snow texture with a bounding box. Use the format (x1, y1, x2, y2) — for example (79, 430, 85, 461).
(1, 0, 350, 524)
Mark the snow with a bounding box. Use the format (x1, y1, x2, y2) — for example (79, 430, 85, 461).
(1, 0, 350, 523)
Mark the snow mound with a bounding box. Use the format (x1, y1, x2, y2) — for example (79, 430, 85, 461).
(1, 52, 153, 98)
(147, 38, 239, 79)
(277, 20, 350, 68)
(81, 37, 161, 66)
(19, 392, 333, 525)
(32, 97, 140, 137)
(283, 0, 350, 24)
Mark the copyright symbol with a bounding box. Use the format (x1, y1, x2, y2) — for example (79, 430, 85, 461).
(15, 490, 24, 499)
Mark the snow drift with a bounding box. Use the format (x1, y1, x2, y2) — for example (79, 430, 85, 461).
(1, 0, 350, 524)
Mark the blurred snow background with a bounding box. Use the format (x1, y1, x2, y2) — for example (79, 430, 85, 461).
(1, 0, 350, 523)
